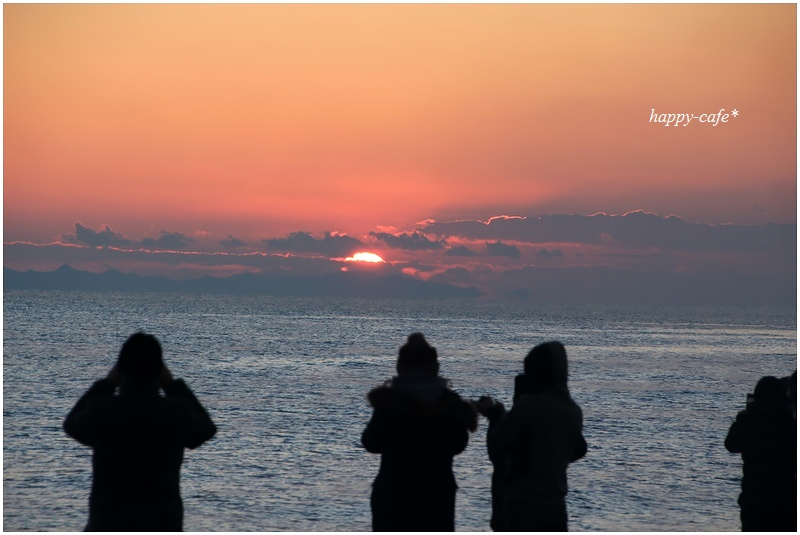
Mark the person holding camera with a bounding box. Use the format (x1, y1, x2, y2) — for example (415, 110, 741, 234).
(725, 375, 796, 532)
(64, 332, 217, 531)
(475, 341, 587, 532)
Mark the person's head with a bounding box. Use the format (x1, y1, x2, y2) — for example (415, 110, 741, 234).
(396, 332, 439, 376)
(522, 341, 569, 392)
(752, 375, 787, 407)
(117, 332, 164, 383)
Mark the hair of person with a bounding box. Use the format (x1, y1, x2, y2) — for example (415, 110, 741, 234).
(117, 332, 164, 381)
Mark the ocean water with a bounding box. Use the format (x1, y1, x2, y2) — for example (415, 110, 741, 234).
(3, 290, 796, 532)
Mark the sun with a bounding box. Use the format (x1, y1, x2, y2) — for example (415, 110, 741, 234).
(345, 252, 385, 263)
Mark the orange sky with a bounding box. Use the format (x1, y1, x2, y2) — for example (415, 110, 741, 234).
(4, 3, 796, 243)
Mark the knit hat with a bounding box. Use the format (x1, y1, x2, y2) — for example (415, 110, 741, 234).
(396, 332, 439, 375)
(117, 332, 164, 381)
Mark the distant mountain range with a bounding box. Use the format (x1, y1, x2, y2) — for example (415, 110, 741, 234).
(4, 264, 796, 306)
(3, 265, 483, 299)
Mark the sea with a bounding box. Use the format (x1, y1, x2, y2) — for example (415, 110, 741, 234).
(3, 290, 796, 532)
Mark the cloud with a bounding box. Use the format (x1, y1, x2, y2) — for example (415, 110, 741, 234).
(66, 223, 133, 247)
(537, 248, 565, 259)
(428, 267, 476, 285)
(63, 224, 192, 250)
(5, 234, 794, 306)
(487, 215, 526, 223)
(264, 231, 363, 257)
(445, 245, 479, 257)
(141, 231, 193, 250)
(369, 231, 446, 250)
(486, 241, 521, 259)
(4, 241, 348, 278)
(220, 235, 248, 249)
(420, 211, 795, 254)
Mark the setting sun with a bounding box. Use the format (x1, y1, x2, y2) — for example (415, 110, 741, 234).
(345, 252, 385, 263)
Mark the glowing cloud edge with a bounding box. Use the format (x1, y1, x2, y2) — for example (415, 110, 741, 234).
(345, 252, 385, 263)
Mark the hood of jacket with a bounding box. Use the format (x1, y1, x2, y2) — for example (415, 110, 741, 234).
(523, 341, 569, 391)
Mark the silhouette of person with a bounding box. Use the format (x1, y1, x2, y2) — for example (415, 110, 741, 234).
(64, 332, 217, 531)
(725, 375, 796, 532)
(475, 341, 586, 531)
(361, 333, 478, 531)
(780, 370, 796, 417)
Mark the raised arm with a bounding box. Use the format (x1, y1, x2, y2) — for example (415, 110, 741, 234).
(724, 412, 746, 453)
(475, 397, 507, 463)
(163, 379, 217, 449)
(572, 434, 588, 462)
(486, 399, 527, 462)
(361, 409, 388, 453)
(63, 379, 116, 446)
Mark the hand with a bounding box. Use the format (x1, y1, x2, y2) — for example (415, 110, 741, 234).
(106, 364, 125, 387)
(474, 396, 505, 417)
(157, 365, 174, 389)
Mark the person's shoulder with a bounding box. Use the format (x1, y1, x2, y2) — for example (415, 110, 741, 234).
(367, 384, 428, 414)
(438, 388, 479, 416)
(84, 393, 117, 415)
(440, 388, 468, 404)
(514, 390, 581, 414)
(440, 388, 476, 410)
(511, 391, 545, 409)
(564, 392, 584, 412)
(159, 392, 196, 409)
(440, 389, 478, 431)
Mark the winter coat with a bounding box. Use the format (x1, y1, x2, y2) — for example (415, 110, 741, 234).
(485, 389, 585, 512)
(361, 372, 478, 531)
(64, 379, 217, 531)
(725, 394, 796, 530)
(485, 343, 586, 530)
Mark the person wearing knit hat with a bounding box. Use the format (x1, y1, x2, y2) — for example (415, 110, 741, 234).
(476, 341, 587, 531)
(64, 332, 217, 531)
(362, 333, 478, 531)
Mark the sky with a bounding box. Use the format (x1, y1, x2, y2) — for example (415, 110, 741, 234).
(3, 3, 797, 303)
